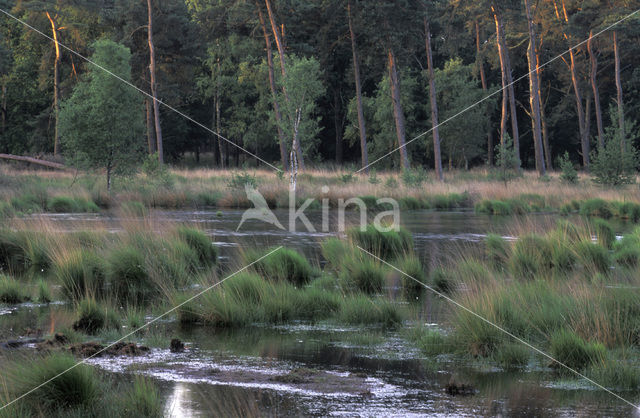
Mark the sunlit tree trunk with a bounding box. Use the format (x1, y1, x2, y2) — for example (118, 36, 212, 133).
(525, 0, 545, 176)
(348, 1, 368, 173)
(45, 12, 60, 156)
(265, 0, 305, 170)
(588, 31, 604, 149)
(475, 21, 493, 165)
(492, 6, 519, 164)
(147, 0, 163, 163)
(425, 17, 442, 181)
(145, 98, 156, 154)
(257, 3, 287, 169)
(387, 49, 409, 170)
(613, 30, 625, 150)
(535, 46, 551, 170)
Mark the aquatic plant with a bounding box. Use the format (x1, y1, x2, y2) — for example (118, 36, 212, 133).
(338, 294, 403, 327)
(579, 198, 613, 219)
(339, 254, 385, 294)
(53, 249, 106, 300)
(593, 218, 615, 249)
(493, 343, 530, 369)
(486, 234, 510, 269)
(36, 278, 52, 303)
(549, 330, 605, 371)
(320, 238, 352, 271)
(245, 247, 314, 286)
(123, 376, 163, 417)
(509, 234, 553, 279)
(431, 268, 454, 294)
(0, 275, 28, 303)
(347, 224, 413, 260)
(73, 297, 119, 334)
(176, 226, 217, 266)
(5, 353, 98, 410)
(573, 241, 610, 274)
(106, 245, 151, 303)
(416, 329, 453, 356)
(396, 255, 427, 299)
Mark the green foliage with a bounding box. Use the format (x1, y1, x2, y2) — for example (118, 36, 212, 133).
(0, 275, 28, 303)
(227, 171, 258, 189)
(486, 234, 510, 269)
(124, 376, 163, 417)
(340, 254, 385, 294)
(176, 227, 217, 266)
(106, 245, 151, 303)
(431, 268, 454, 294)
(587, 359, 640, 390)
(593, 219, 615, 249)
(59, 39, 144, 189)
(493, 343, 530, 369)
(396, 255, 426, 299)
(73, 297, 108, 334)
(401, 168, 428, 187)
(339, 295, 402, 327)
(510, 234, 553, 279)
(6, 353, 98, 410)
(54, 249, 106, 300)
(574, 241, 610, 274)
(36, 279, 52, 303)
(415, 329, 453, 356)
(549, 330, 605, 371)
(590, 112, 638, 186)
(579, 198, 613, 218)
(347, 224, 413, 260)
(246, 247, 314, 286)
(558, 151, 578, 184)
(492, 135, 520, 185)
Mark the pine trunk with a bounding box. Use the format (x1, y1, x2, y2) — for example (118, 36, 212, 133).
(145, 98, 156, 154)
(257, 3, 288, 169)
(524, 0, 545, 176)
(588, 31, 604, 149)
(348, 1, 368, 172)
(147, 0, 163, 164)
(475, 21, 493, 165)
(613, 30, 625, 150)
(387, 49, 409, 170)
(46, 12, 60, 156)
(425, 18, 443, 181)
(265, 0, 305, 170)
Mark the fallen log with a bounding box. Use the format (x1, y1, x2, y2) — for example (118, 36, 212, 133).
(0, 153, 71, 171)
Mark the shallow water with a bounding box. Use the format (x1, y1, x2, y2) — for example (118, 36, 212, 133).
(6, 209, 640, 416)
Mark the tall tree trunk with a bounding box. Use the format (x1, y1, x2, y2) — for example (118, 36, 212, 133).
(535, 47, 552, 170)
(492, 7, 520, 161)
(257, 3, 288, 169)
(145, 98, 156, 154)
(264, 0, 305, 170)
(333, 90, 343, 164)
(45, 12, 60, 156)
(147, 0, 163, 164)
(425, 18, 443, 181)
(558, 0, 588, 167)
(492, 6, 519, 164)
(475, 21, 493, 165)
(613, 30, 625, 150)
(387, 49, 409, 170)
(524, 0, 545, 176)
(215, 71, 224, 168)
(348, 1, 368, 172)
(588, 30, 604, 149)
(1, 81, 6, 135)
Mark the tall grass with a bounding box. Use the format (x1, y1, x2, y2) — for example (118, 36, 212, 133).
(346, 224, 413, 260)
(244, 247, 314, 285)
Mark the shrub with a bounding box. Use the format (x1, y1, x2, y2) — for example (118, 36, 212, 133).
(590, 120, 638, 186)
(558, 151, 578, 184)
(431, 268, 454, 294)
(46, 196, 80, 213)
(347, 224, 413, 260)
(549, 330, 605, 371)
(247, 247, 313, 286)
(396, 256, 426, 299)
(339, 295, 402, 327)
(593, 218, 615, 249)
(494, 343, 530, 369)
(106, 245, 151, 303)
(574, 241, 611, 274)
(340, 255, 385, 294)
(53, 249, 106, 300)
(486, 234, 510, 268)
(227, 171, 258, 189)
(614, 246, 640, 267)
(493, 134, 520, 186)
(176, 227, 217, 266)
(401, 168, 428, 187)
(510, 234, 553, 279)
(6, 353, 98, 409)
(124, 376, 163, 417)
(321, 238, 352, 271)
(579, 198, 613, 219)
(416, 329, 453, 356)
(0, 275, 28, 303)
